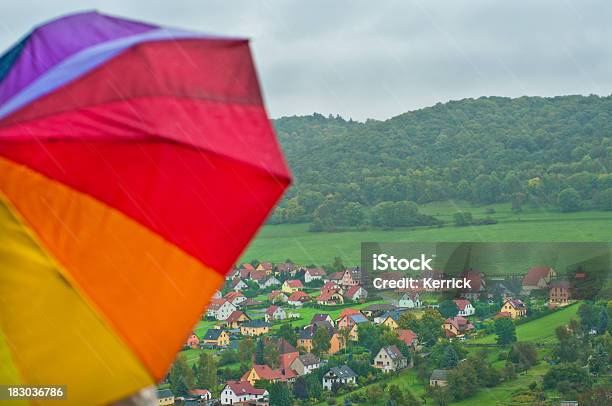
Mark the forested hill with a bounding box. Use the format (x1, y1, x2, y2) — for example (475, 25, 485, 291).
(269, 95, 612, 229)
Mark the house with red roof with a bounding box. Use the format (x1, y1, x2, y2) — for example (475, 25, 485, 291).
(316, 290, 344, 306)
(549, 280, 571, 308)
(522, 266, 556, 293)
(344, 285, 368, 302)
(221, 380, 267, 405)
(341, 268, 361, 287)
(230, 278, 249, 292)
(241, 364, 296, 386)
(241, 263, 255, 271)
(459, 269, 486, 300)
(224, 310, 251, 329)
(189, 389, 211, 400)
(249, 270, 268, 283)
(256, 261, 273, 274)
(325, 271, 344, 283)
(206, 298, 237, 321)
(453, 299, 475, 316)
(264, 305, 287, 322)
(287, 291, 310, 307)
(499, 298, 527, 319)
(443, 316, 475, 338)
(224, 291, 247, 307)
(396, 329, 418, 349)
(282, 279, 304, 294)
(268, 290, 288, 303)
(321, 281, 343, 295)
(304, 268, 327, 283)
(186, 333, 199, 349)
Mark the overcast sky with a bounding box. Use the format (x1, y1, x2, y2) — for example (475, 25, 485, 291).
(1, 0, 611, 121)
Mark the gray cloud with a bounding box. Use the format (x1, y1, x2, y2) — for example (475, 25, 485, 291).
(1, 0, 611, 120)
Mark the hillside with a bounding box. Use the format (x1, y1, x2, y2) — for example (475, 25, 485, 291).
(270, 95, 612, 228)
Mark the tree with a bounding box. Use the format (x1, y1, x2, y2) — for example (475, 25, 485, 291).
(269, 382, 293, 406)
(255, 338, 265, 364)
(278, 324, 298, 346)
(558, 187, 582, 212)
(196, 352, 217, 390)
(264, 343, 280, 368)
(447, 361, 478, 400)
(312, 327, 331, 356)
(440, 345, 459, 368)
(305, 373, 323, 399)
(543, 363, 591, 392)
(453, 211, 472, 226)
(169, 354, 194, 397)
(495, 317, 517, 345)
(366, 385, 384, 404)
(293, 376, 308, 400)
(507, 342, 538, 371)
(238, 338, 256, 363)
(438, 300, 459, 318)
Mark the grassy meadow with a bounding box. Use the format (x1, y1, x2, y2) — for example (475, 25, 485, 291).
(242, 201, 612, 267)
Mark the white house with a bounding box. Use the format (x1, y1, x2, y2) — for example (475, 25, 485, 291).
(398, 292, 422, 309)
(290, 353, 321, 376)
(206, 299, 237, 321)
(224, 292, 247, 307)
(373, 345, 408, 373)
(264, 305, 287, 322)
(322, 366, 357, 390)
(230, 279, 249, 292)
(454, 299, 475, 317)
(258, 275, 281, 289)
(220, 381, 268, 405)
(344, 285, 368, 302)
(304, 268, 326, 283)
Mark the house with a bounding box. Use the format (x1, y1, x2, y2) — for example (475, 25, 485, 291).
(241, 364, 295, 385)
(156, 389, 175, 406)
(240, 320, 271, 336)
(325, 271, 344, 283)
(241, 263, 256, 272)
(316, 291, 344, 306)
(275, 262, 296, 276)
(522, 266, 556, 293)
(454, 299, 475, 317)
(311, 313, 335, 326)
(225, 310, 251, 329)
(290, 353, 321, 376)
(378, 311, 400, 331)
(340, 268, 360, 287)
(241, 298, 263, 308)
(361, 303, 397, 318)
(459, 269, 486, 300)
(429, 370, 450, 387)
(322, 366, 357, 390)
(230, 278, 249, 292)
(274, 338, 300, 371)
(304, 268, 326, 283)
(249, 270, 268, 283)
(264, 305, 287, 322)
(206, 299, 237, 321)
(443, 316, 475, 338)
(499, 298, 527, 319)
(373, 345, 408, 372)
(202, 329, 230, 347)
(321, 281, 343, 295)
(287, 291, 310, 307)
(225, 291, 248, 307)
(344, 285, 368, 302)
(189, 389, 212, 401)
(396, 329, 418, 349)
(549, 280, 571, 307)
(212, 290, 223, 299)
(258, 275, 281, 289)
(282, 279, 303, 294)
(268, 290, 288, 303)
(398, 292, 422, 309)
(220, 380, 267, 405)
(186, 333, 200, 349)
(256, 262, 273, 274)
(342, 314, 369, 341)
(298, 322, 345, 354)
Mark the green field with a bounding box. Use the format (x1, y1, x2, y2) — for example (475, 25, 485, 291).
(241, 202, 612, 267)
(472, 303, 580, 344)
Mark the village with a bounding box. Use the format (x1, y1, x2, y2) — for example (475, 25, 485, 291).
(156, 261, 588, 406)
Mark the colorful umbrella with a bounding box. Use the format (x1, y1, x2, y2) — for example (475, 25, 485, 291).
(0, 11, 290, 405)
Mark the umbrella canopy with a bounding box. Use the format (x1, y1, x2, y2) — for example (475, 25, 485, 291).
(0, 11, 290, 405)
